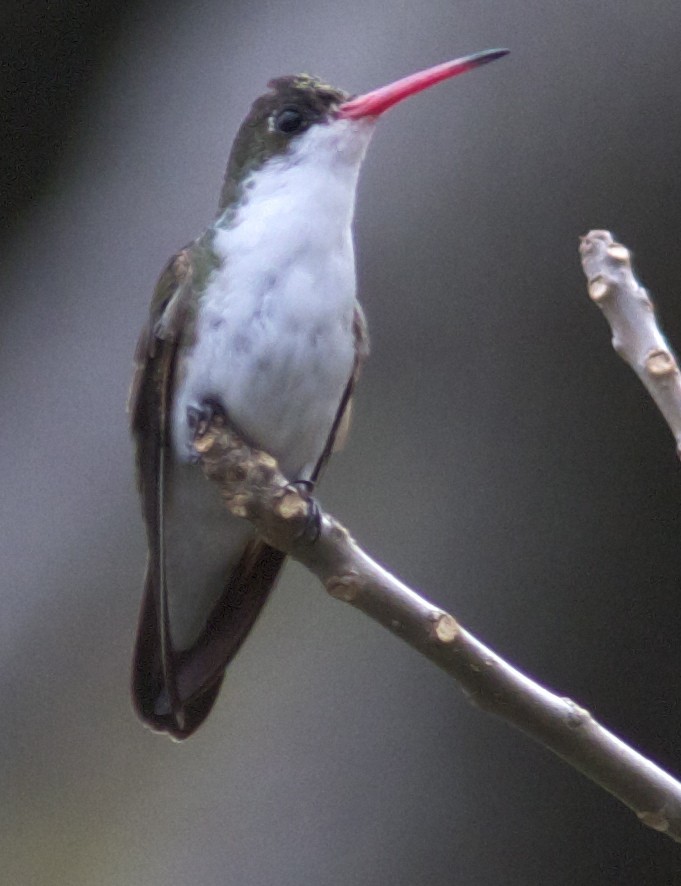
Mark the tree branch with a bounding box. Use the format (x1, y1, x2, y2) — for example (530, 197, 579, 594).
(194, 418, 681, 844)
(580, 229, 681, 455)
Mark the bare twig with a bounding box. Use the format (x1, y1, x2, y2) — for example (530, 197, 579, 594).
(194, 418, 681, 844)
(580, 229, 681, 455)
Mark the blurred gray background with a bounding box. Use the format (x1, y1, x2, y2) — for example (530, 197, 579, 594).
(3, 1, 681, 883)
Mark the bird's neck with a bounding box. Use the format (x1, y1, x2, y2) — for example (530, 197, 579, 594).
(215, 118, 374, 248)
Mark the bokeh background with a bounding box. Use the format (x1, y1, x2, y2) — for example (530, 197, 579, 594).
(3, 1, 681, 883)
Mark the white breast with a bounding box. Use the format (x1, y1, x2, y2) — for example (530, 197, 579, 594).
(172, 117, 374, 478)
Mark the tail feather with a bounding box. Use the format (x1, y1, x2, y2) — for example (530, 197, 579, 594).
(132, 539, 286, 739)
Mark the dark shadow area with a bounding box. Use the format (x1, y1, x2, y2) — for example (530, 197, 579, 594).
(0, 0, 129, 233)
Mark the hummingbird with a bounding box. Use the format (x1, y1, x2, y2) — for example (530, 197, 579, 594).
(130, 48, 509, 739)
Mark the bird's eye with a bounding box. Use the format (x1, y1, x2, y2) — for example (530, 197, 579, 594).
(275, 108, 305, 134)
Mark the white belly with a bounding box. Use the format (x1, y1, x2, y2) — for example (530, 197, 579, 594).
(172, 234, 357, 478)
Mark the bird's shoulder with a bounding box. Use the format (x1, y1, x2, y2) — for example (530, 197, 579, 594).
(128, 235, 220, 429)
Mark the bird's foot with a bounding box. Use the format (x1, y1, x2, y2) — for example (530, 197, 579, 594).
(288, 479, 322, 544)
(188, 398, 227, 462)
(188, 397, 226, 437)
(290, 479, 316, 495)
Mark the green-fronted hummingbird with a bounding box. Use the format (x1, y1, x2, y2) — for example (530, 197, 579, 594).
(130, 49, 509, 739)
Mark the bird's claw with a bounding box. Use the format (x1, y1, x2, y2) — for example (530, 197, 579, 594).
(188, 398, 227, 461)
(188, 398, 226, 437)
(290, 479, 316, 495)
(289, 479, 321, 543)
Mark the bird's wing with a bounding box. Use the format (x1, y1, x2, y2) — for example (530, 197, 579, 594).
(129, 244, 203, 737)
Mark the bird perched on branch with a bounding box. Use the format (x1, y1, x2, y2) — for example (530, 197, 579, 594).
(130, 49, 509, 739)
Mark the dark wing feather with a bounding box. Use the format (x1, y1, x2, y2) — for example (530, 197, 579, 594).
(130, 247, 193, 736)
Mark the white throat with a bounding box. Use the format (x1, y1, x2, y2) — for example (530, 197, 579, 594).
(217, 115, 375, 250)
